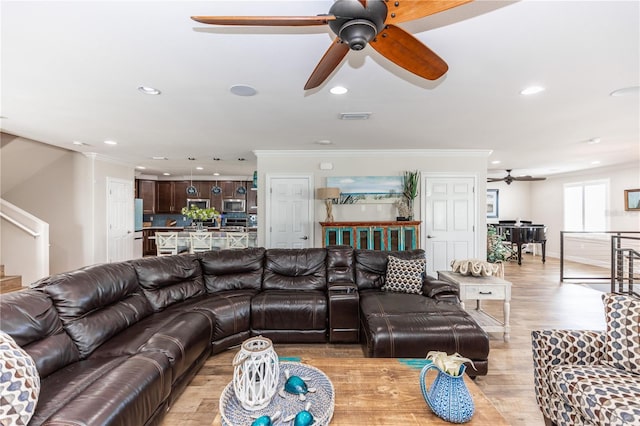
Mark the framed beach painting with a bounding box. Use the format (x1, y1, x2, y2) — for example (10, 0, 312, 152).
(326, 176, 403, 204)
(487, 189, 499, 218)
(624, 189, 640, 211)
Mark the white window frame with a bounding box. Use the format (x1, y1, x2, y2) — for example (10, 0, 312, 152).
(563, 179, 610, 232)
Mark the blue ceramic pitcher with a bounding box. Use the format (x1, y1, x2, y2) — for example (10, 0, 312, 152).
(420, 362, 475, 423)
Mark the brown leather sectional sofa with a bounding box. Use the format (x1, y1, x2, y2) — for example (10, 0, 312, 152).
(0, 246, 489, 426)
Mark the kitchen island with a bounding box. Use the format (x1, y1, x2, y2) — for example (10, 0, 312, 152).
(143, 227, 257, 255)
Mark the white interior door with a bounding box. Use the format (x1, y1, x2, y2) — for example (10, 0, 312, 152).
(107, 177, 134, 262)
(266, 176, 312, 249)
(423, 176, 476, 276)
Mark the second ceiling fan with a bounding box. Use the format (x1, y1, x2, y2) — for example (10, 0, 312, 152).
(487, 170, 547, 185)
(192, 0, 472, 90)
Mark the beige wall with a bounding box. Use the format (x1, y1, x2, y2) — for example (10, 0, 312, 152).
(255, 149, 490, 254)
(1, 133, 134, 281)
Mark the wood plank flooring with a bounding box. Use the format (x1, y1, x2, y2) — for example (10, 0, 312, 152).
(162, 255, 608, 426)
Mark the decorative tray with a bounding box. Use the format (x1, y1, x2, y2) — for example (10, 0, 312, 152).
(219, 361, 335, 426)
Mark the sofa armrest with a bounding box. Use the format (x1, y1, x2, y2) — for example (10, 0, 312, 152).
(328, 282, 358, 294)
(422, 275, 460, 303)
(531, 329, 606, 420)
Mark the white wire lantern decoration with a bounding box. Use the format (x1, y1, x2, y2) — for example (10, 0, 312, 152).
(232, 336, 280, 411)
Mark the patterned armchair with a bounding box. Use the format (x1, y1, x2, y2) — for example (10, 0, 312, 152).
(531, 293, 640, 426)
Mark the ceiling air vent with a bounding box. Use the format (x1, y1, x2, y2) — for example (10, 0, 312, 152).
(339, 112, 371, 120)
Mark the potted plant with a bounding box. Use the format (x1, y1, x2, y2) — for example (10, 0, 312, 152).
(402, 170, 420, 220)
(181, 205, 220, 229)
(487, 225, 509, 263)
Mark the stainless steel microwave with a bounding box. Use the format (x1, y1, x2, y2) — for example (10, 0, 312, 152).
(223, 198, 245, 213)
(186, 199, 210, 209)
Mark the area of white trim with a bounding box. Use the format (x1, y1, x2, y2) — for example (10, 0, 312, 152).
(254, 149, 493, 158)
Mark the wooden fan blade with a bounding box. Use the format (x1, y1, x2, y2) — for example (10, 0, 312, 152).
(385, 0, 473, 24)
(369, 25, 447, 80)
(487, 178, 505, 182)
(304, 39, 350, 90)
(191, 15, 335, 26)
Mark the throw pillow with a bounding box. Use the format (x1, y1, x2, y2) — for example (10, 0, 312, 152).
(602, 293, 640, 374)
(0, 331, 40, 426)
(382, 255, 426, 295)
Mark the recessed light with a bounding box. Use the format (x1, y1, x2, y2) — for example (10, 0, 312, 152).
(330, 86, 348, 95)
(136, 166, 146, 170)
(104, 140, 117, 145)
(315, 140, 333, 145)
(491, 160, 501, 165)
(72, 141, 86, 146)
(591, 161, 601, 165)
(138, 86, 161, 95)
(520, 86, 545, 95)
(196, 166, 204, 170)
(610, 86, 639, 97)
(163, 172, 171, 176)
(586, 138, 601, 145)
(339, 112, 371, 120)
(230, 84, 257, 97)
(152, 156, 168, 160)
(213, 172, 220, 176)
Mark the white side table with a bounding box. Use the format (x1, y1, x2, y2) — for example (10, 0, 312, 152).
(437, 271, 512, 342)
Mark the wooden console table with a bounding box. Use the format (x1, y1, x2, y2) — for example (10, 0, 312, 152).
(437, 271, 512, 342)
(320, 221, 420, 251)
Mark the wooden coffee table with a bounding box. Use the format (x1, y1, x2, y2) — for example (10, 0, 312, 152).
(212, 357, 508, 425)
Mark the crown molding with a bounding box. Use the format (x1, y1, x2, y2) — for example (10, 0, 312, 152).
(253, 149, 493, 158)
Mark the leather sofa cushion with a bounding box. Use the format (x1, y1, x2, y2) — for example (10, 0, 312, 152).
(200, 248, 265, 293)
(359, 291, 490, 361)
(133, 254, 205, 311)
(32, 262, 152, 359)
(355, 249, 426, 290)
(30, 352, 171, 426)
(140, 311, 212, 384)
(251, 290, 327, 330)
(263, 248, 327, 291)
(0, 289, 79, 379)
(189, 291, 254, 340)
(326, 245, 355, 284)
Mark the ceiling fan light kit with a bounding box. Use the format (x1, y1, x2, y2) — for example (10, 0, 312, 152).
(191, 0, 473, 90)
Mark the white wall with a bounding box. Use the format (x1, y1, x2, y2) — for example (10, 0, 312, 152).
(531, 163, 640, 257)
(0, 133, 134, 281)
(255, 149, 490, 255)
(486, 181, 532, 225)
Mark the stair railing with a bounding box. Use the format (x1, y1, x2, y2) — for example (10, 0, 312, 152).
(611, 235, 640, 296)
(0, 198, 50, 284)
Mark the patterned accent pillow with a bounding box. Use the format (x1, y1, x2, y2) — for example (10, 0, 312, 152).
(602, 293, 640, 374)
(0, 331, 40, 426)
(382, 255, 426, 294)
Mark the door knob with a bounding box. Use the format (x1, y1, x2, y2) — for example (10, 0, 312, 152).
(427, 235, 435, 239)
(300, 236, 308, 240)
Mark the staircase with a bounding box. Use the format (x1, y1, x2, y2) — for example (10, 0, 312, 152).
(0, 265, 22, 294)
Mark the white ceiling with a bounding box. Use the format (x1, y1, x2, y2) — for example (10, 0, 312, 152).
(1, 0, 638, 180)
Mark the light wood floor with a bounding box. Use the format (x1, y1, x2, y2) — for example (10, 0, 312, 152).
(162, 255, 608, 426)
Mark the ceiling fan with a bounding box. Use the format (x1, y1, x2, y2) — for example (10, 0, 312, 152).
(191, 0, 472, 90)
(487, 169, 547, 185)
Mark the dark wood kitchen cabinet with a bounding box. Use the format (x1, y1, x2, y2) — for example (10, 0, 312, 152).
(136, 180, 156, 214)
(246, 181, 258, 212)
(156, 181, 190, 213)
(143, 229, 157, 256)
